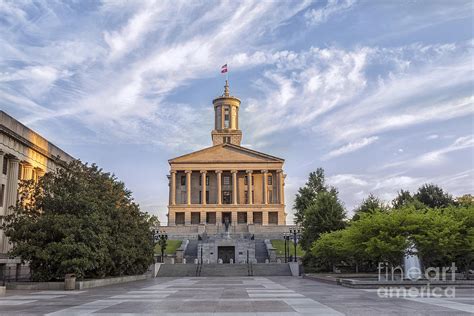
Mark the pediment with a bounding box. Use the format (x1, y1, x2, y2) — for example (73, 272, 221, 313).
(169, 144, 284, 164)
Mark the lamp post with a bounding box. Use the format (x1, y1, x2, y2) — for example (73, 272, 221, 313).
(154, 230, 168, 263)
(283, 233, 290, 263)
(289, 227, 301, 263)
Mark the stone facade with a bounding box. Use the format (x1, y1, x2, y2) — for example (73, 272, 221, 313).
(167, 81, 287, 229)
(0, 111, 74, 275)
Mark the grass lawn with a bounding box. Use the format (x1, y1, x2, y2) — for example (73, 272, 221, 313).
(155, 240, 182, 255)
(271, 239, 305, 257)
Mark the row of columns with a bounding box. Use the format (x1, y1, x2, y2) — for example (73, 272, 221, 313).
(178, 210, 276, 225)
(169, 169, 284, 205)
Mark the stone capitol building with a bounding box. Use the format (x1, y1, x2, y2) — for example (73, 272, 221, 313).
(165, 82, 293, 264)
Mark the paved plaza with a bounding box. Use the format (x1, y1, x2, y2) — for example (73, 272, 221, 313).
(0, 276, 472, 315)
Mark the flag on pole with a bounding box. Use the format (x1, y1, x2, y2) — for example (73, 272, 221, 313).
(221, 64, 228, 73)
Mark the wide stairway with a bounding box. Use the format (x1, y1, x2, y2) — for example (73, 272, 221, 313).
(255, 239, 269, 263)
(157, 263, 292, 277)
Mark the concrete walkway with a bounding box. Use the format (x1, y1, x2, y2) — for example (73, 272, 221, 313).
(0, 276, 472, 315)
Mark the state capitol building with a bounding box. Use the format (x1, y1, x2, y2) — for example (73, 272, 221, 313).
(167, 81, 287, 229)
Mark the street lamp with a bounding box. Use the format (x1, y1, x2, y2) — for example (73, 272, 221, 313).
(283, 233, 290, 263)
(289, 227, 301, 263)
(154, 230, 168, 263)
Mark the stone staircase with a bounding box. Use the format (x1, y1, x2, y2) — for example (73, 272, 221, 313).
(252, 263, 292, 276)
(156, 264, 198, 277)
(156, 263, 292, 277)
(199, 264, 250, 277)
(255, 239, 269, 263)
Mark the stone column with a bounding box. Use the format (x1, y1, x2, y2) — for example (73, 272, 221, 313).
(200, 170, 207, 205)
(168, 211, 176, 226)
(246, 170, 253, 205)
(0, 150, 4, 179)
(279, 171, 285, 205)
(170, 171, 176, 205)
(185, 170, 192, 205)
(5, 157, 20, 213)
(231, 170, 237, 205)
(277, 170, 283, 204)
(231, 211, 238, 226)
(247, 211, 253, 224)
(216, 170, 222, 205)
(216, 211, 222, 226)
(200, 211, 206, 225)
(184, 211, 191, 226)
(263, 211, 269, 226)
(262, 170, 268, 205)
(22, 163, 33, 180)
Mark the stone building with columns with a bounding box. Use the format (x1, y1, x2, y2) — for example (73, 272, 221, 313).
(0, 111, 74, 275)
(167, 81, 287, 230)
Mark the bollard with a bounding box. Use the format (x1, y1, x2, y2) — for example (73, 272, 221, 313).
(230, 259, 233, 264)
(182, 258, 186, 264)
(194, 258, 198, 264)
(170, 258, 175, 264)
(277, 259, 281, 263)
(218, 258, 223, 264)
(265, 259, 269, 264)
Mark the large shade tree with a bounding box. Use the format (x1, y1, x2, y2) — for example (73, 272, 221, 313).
(3, 160, 156, 281)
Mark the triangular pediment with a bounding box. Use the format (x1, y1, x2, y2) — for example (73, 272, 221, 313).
(169, 144, 284, 164)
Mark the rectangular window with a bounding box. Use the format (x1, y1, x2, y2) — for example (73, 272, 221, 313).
(206, 212, 216, 224)
(2, 157, 7, 175)
(269, 212, 278, 225)
(237, 212, 247, 224)
(175, 212, 185, 225)
(223, 136, 231, 143)
(191, 212, 200, 225)
(0, 184, 4, 207)
(268, 175, 273, 185)
(224, 106, 230, 128)
(181, 175, 186, 186)
(253, 212, 263, 224)
(223, 175, 230, 185)
(222, 191, 232, 204)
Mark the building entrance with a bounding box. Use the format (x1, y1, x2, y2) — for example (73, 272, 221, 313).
(222, 212, 231, 224)
(218, 246, 235, 263)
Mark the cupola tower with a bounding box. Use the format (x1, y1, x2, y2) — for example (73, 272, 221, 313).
(211, 80, 242, 146)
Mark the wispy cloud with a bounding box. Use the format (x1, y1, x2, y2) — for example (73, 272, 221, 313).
(304, 0, 357, 25)
(323, 136, 379, 160)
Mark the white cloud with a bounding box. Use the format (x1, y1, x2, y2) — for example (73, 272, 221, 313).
(304, 0, 357, 25)
(323, 136, 379, 160)
(427, 134, 439, 140)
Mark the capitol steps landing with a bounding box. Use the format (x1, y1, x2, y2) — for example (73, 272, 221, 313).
(156, 263, 292, 277)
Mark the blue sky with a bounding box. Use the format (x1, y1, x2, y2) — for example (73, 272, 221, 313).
(1, 0, 473, 224)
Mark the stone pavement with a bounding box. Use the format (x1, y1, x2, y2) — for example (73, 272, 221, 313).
(0, 276, 472, 315)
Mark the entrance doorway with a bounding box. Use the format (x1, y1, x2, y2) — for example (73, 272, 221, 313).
(222, 212, 231, 224)
(218, 246, 235, 263)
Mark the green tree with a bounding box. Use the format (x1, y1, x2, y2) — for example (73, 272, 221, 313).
(414, 183, 454, 208)
(456, 194, 474, 207)
(300, 190, 346, 251)
(352, 194, 388, 221)
(293, 168, 329, 224)
(392, 189, 415, 209)
(3, 160, 155, 281)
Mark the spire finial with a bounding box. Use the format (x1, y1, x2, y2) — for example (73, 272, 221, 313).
(224, 80, 229, 97)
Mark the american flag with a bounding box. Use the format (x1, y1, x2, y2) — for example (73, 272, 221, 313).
(221, 64, 228, 73)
